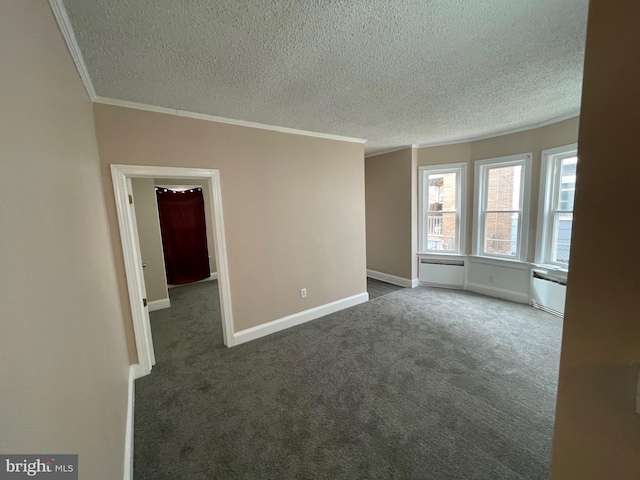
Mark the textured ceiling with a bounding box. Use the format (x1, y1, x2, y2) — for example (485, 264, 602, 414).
(62, 0, 587, 154)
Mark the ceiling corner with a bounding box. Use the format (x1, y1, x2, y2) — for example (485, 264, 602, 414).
(48, 0, 96, 100)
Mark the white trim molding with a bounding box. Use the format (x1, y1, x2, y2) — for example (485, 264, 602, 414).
(123, 365, 136, 480)
(417, 253, 468, 261)
(48, 0, 96, 100)
(367, 269, 417, 288)
(466, 255, 531, 270)
(95, 97, 366, 144)
(472, 152, 533, 262)
(535, 143, 578, 267)
(418, 162, 467, 255)
(234, 292, 369, 345)
(112, 170, 155, 376)
(130, 363, 146, 380)
(111, 165, 236, 378)
(147, 298, 170, 312)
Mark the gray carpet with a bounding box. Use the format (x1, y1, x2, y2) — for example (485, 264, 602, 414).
(367, 277, 405, 299)
(135, 282, 562, 480)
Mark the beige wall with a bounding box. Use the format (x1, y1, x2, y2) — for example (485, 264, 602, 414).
(158, 178, 217, 275)
(132, 178, 169, 302)
(365, 148, 414, 279)
(551, 0, 640, 477)
(417, 117, 579, 261)
(94, 104, 367, 360)
(0, 2, 129, 478)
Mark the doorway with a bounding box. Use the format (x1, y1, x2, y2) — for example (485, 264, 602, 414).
(111, 165, 235, 379)
(155, 184, 210, 286)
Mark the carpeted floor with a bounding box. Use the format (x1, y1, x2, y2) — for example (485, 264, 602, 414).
(367, 277, 405, 299)
(135, 282, 562, 480)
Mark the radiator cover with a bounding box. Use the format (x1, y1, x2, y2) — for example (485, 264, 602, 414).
(530, 269, 567, 317)
(419, 258, 465, 288)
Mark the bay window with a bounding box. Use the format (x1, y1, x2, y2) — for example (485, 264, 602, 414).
(536, 144, 578, 268)
(418, 163, 466, 254)
(473, 153, 532, 261)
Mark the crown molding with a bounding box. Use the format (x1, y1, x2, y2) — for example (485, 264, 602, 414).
(414, 110, 581, 149)
(45, 1, 578, 151)
(48, 0, 365, 144)
(49, 0, 96, 100)
(365, 144, 418, 159)
(93, 97, 367, 144)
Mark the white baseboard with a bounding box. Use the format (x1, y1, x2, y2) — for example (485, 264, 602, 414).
(130, 363, 146, 379)
(367, 269, 417, 289)
(123, 365, 136, 480)
(148, 298, 170, 312)
(465, 282, 529, 304)
(421, 282, 464, 290)
(234, 292, 369, 345)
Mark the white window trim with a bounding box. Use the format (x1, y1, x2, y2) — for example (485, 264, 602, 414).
(472, 153, 532, 262)
(418, 162, 467, 255)
(535, 143, 578, 269)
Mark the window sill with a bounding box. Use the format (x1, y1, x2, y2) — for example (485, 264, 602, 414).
(532, 263, 569, 272)
(467, 255, 531, 270)
(417, 252, 466, 258)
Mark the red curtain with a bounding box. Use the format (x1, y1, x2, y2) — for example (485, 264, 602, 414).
(156, 187, 210, 285)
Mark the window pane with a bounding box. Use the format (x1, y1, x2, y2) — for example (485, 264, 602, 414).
(427, 172, 457, 212)
(486, 165, 522, 211)
(426, 212, 456, 251)
(484, 212, 518, 256)
(558, 157, 577, 211)
(552, 213, 573, 264)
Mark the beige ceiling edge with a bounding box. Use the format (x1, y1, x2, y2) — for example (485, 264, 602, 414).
(93, 97, 368, 144)
(49, 0, 96, 100)
(414, 110, 581, 150)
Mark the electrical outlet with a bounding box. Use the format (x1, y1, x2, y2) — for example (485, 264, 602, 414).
(300, 288, 307, 298)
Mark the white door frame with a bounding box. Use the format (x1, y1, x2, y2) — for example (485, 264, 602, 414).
(111, 164, 235, 378)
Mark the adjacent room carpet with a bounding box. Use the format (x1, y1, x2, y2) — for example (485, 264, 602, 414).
(366, 277, 405, 299)
(135, 282, 562, 480)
